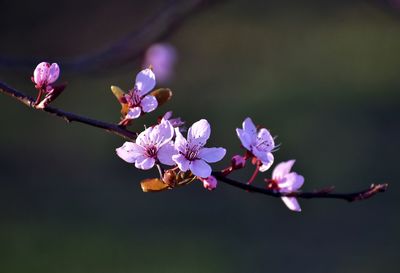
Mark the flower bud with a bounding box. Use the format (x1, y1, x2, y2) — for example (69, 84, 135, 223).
(231, 155, 246, 170)
(163, 169, 177, 187)
(199, 176, 217, 191)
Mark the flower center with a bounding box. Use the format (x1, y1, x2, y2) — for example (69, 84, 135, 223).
(265, 179, 280, 191)
(255, 138, 272, 152)
(184, 144, 200, 161)
(145, 145, 158, 158)
(126, 89, 142, 107)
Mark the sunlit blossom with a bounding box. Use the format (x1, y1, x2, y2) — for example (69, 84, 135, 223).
(266, 160, 304, 212)
(123, 68, 158, 119)
(32, 62, 60, 91)
(172, 119, 226, 178)
(116, 119, 176, 170)
(236, 117, 275, 172)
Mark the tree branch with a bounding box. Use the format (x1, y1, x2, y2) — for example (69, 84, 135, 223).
(0, 0, 223, 71)
(0, 81, 388, 202)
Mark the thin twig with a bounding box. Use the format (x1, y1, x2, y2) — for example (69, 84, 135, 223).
(0, 81, 136, 140)
(0, 81, 389, 202)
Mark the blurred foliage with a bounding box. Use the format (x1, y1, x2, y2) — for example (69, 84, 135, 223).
(0, 0, 399, 272)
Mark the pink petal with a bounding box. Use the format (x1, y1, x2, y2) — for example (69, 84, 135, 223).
(236, 128, 252, 151)
(188, 119, 210, 146)
(126, 107, 142, 119)
(141, 95, 158, 113)
(272, 160, 296, 180)
(116, 142, 145, 163)
(259, 153, 274, 172)
(135, 68, 156, 96)
(136, 126, 153, 147)
(174, 128, 187, 153)
(172, 154, 190, 172)
(242, 117, 257, 135)
(47, 63, 60, 84)
(150, 119, 173, 147)
(252, 147, 271, 164)
(279, 173, 304, 191)
(135, 156, 156, 170)
(281, 197, 301, 212)
(256, 128, 275, 152)
(33, 62, 50, 86)
(198, 147, 226, 163)
(200, 176, 217, 191)
(158, 142, 176, 165)
(190, 159, 212, 178)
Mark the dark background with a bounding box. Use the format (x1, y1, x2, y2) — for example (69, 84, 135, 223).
(0, 0, 399, 272)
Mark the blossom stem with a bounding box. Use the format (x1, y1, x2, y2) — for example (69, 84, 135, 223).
(34, 88, 44, 106)
(247, 161, 260, 184)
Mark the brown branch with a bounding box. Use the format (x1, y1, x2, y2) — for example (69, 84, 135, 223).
(0, 0, 223, 71)
(213, 172, 388, 202)
(0, 81, 388, 202)
(0, 81, 136, 140)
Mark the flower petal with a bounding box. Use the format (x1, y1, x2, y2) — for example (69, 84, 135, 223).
(116, 142, 145, 163)
(135, 156, 156, 170)
(243, 117, 257, 135)
(135, 68, 156, 96)
(172, 154, 190, 172)
(136, 126, 152, 147)
(150, 119, 173, 147)
(256, 128, 275, 152)
(141, 95, 158, 113)
(281, 197, 301, 212)
(47, 63, 60, 84)
(279, 173, 304, 191)
(126, 106, 142, 119)
(188, 119, 210, 146)
(236, 128, 252, 151)
(174, 128, 187, 153)
(272, 160, 296, 180)
(158, 142, 177, 165)
(198, 147, 226, 163)
(33, 62, 50, 86)
(200, 176, 217, 191)
(190, 159, 212, 178)
(259, 153, 274, 172)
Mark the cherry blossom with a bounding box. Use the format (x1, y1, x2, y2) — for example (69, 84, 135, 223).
(122, 68, 158, 119)
(199, 176, 218, 191)
(266, 160, 304, 212)
(172, 119, 226, 178)
(32, 62, 60, 91)
(116, 119, 176, 170)
(236, 117, 275, 172)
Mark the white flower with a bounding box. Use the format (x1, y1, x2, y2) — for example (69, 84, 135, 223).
(116, 119, 176, 170)
(236, 117, 275, 172)
(124, 68, 158, 119)
(172, 119, 226, 178)
(269, 160, 304, 212)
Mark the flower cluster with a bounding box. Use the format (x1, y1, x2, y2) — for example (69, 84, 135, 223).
(30, 63, 306, 212)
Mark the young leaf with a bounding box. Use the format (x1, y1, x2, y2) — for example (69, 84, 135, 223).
(150, 88, 172, 107)
(141, 178, 170, 192)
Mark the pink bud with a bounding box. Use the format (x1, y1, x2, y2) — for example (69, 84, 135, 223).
(33, 62, 60, 89)
(231, 155, 246, 169)
(200, 176, 217, 191)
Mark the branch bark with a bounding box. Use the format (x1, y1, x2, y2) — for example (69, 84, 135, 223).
(0, 81, 389, 202)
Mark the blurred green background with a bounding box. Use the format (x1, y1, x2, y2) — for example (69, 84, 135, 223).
(0, 0, 399, 272)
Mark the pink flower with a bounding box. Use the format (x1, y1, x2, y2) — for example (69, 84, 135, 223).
(161, 111, 185, 128)
(172, 119, 226, 178)
(143, 43, 177, 83)
(236, 117, 275, 172)
(267, 160, 304, 212)
(32, 62, 60, 90)
(199, 176, 217, 191)
(123, 68, 158, 119)
(116, 119, 176, 170)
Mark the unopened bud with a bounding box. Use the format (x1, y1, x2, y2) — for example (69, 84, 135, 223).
(163, 169, 177, 187)
(199, 176, 217, 191)
(231, 155, 246, 170)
